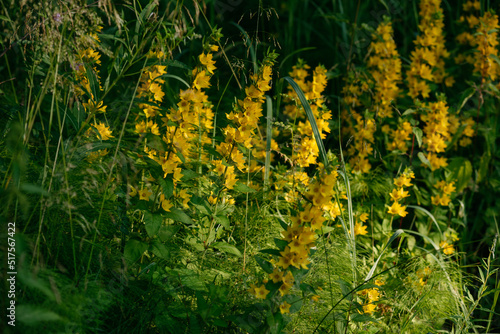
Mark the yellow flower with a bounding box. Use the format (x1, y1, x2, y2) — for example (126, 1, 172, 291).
(269, 268, 284, 283)
(199, 53, 216, 74)
(387, 201, 408, 217)
(139, 188, 153, 201)
(440, 241, 455, 255)
(149, 82, 165, 102)
(160, 194, 173, 212)
(279, 301, 291, 314)
(389, 188, 410, 202)
(359, 213, 369, 223)
(311, 295, 320, 302)
(393, 175, 412, 188)
(83, 99, 107, 114)
(92, 121, 113, 140)
(128, 185, 137, 197)
(253, 285, 270, 299)
(193, 71, 211, 90)
(353, 222, 368, 236)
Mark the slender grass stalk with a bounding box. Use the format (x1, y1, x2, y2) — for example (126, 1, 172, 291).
(84, 57, 149, 284)
(264, 95, 272, 190)
(242, 147, 252, 273)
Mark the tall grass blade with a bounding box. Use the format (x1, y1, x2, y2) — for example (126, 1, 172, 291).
(407, 205, 442, 235)
(264, 95, 272, 189)
(365, 229, 404, 282)
(281, 76, 328, 167)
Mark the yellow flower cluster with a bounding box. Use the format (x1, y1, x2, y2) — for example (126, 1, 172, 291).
(216, 62, 274, 183)
(421, 100, 451, 170)
(76, 26, 113, 162)
(277, 169, 339, 295)
(284, 61, 331, 168)
(223, 64, 273, 149)
(431, 180, 455, 206)
(347, 114, 376, 174)
(386, 121, 412, 152)
(456, 4, 500, 82)
(343, 20, 402, 173)
(359, 279, 384, 314)
(387, 170, 414, 217)
(458, 118, 475, 147)
(367, 21, 401, 119)
(407, 0, 453, 100)
(353, 213, 369, 236)
(440, 230, 459, 255)
(250, 167, 340, 303)
(417, 267, 432, 286)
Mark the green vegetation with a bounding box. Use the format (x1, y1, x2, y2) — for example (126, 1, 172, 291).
(1, 0, 499, 333)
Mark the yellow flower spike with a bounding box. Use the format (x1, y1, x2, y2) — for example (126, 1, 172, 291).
(279, 302, 291, 314)
(311, 295, 320, 302)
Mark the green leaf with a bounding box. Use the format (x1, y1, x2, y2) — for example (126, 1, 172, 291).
(320, 226, 335, 234)
(259, 248, 282, 256)
(477, 153, 491, 184)
(365, 229, 404, 282)
(274, 238, 289, 250)
(16, 305, 62, 325)
(151, 239, 170, 259)
(407, 205, 442, 235)
(412, 127, 423, 148)
(164, 208, 193, 225)
(144, 212, 162, 237)
(350, 313, 377, 323)
(83, 63, 100, 101)
(255, 256, 274, 274)
(158, 177, 174, 199)
(457, 87, 476, 113)
(172, 269, 207, 292)
(233, 182, 256, 193)
(180, 169, 199, 181)
(417, 152, 431, 169)
(299, 283, 317, 295)
(402, 108, 415, 116)
(212, 242, 242, 257)
(20, 183, 49, 196)
(336, 279, 352, 298)
(215, 215, 230, 229)
(158, 225, 180, 242)
(447, 157, 472, 192)
(124, 239, 149, 264)
(407, 235, 416, 251)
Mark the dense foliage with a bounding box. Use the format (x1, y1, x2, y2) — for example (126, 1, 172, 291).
(1, 0, 499, 333)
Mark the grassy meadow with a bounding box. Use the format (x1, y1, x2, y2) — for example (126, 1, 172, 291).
(1, 0, 499, 333)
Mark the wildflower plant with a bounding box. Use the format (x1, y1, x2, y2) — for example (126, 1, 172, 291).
(1, 0, 499, 333)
